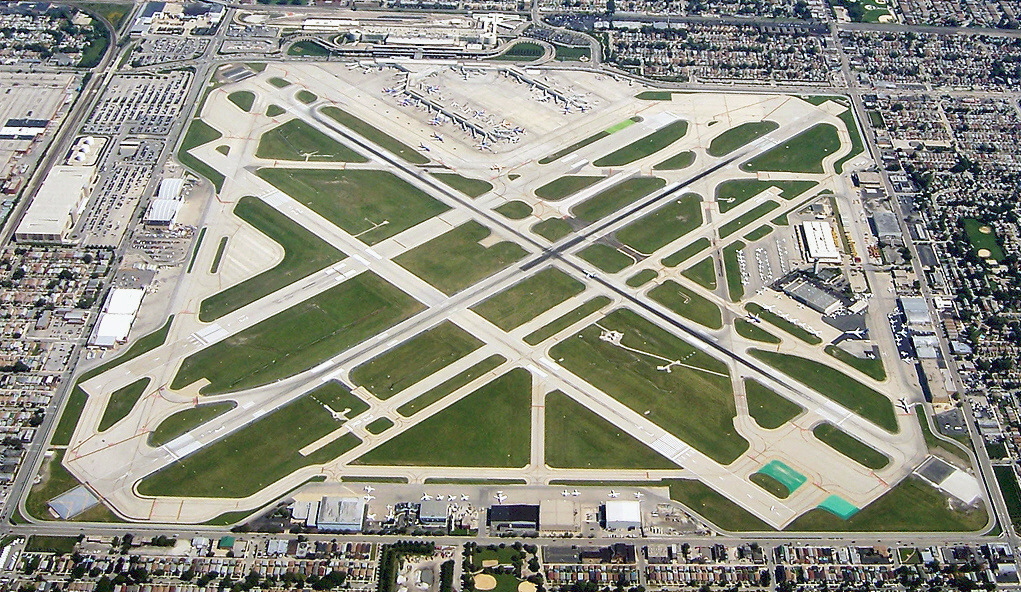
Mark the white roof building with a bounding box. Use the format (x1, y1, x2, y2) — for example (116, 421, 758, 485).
(604, 500, 641, 530)
(800, 221, 841, 264)
(15, 166, 96, 243)
(317, 496, 365, 532)
(89, 288, 146, 347)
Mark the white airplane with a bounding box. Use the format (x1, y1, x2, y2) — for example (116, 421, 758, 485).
(562, 490, 571, 497)
(897, 398, 910, 413)
(609, 491, 620, 498)
(421, 494, 432, 501)
(431, 133, 444, 142)
(367, 513, 377, 521)
(571, 490, 580, 497)
(382, 87, 399, 94)
(448, 495, 457, 501)
(461, 494, 470, 501)
(399, 98, 413, 107)
(418, 143, 430, 152)
(313, 398, 351, 422)
(494, 491, 507, 503)
(428, 116, 444, 125)
(634, 492, 644, 499)
(364, 486, 375, 493)
(364, 495, 375, 501)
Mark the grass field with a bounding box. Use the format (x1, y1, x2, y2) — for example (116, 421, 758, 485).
(287, 40, 331, 57)
(357, 369, 531, 466)
(715, 180, 817, 213)
(994, 465, 1021, 529)
(350, 322, 483, 400)
(746, 302, 822, 344)
(666, 479, 772, 531)
(750, 473, 790, 498)
(593, 120, 689, 167)
(25, 449, 121, 523)
(787, 476, 986, 532)
(745, 225, 773, 242)
(962, 218, 1005, 261)
(198, 196, 346, 321)
(321, 105, 429, 164)
(174, 272, 422, 394)
(813, 423, 890, 469)
(654, 150, 696, 170)
(139, 382, 366, 497)
(77, 2, 132, 30)
(532, 218, 573, 242)
(537, 117, 640, 164)
(433, 173, 493, 198)
(834, 109, 865, 173)
(268, 77, 291, 88)
(616, 193, 702, 255)
(825, 345, 887, 381)
(648, 280, 723, 329)
(524, 296, 612, 345)
(535, 175, 602, 201)
(267, 104, 286, 117)
(745, 379, 802, 429)
(627, 269, 658, 288)
(682, 257, 717, 289)
(178, 119, 225, 192)
(707, 121, 779, 157)
(546, 392, 678, 469)
(256, 119, 367, 162)
(572, 177, 667, 224)
(554, 44, 591, 61)
(187, 227, 206, 273)
(662, 237, 711, 267)
(719, 201, 781, 238)
(494, 41, 544, 61)
(209, 236, 227, 273)
(98, 378, 150, 432)
(397, 355, 506, 417)
(636, 91, 673, 100)
(472, 267, 585, 331)
(749, 349, 898, 432)
(296, 90, 318, 104)
(551, 309, 746, 464)
(26, 536, 78, 554)
(741, 124, 841, 173)
(495, 201, 532, 219)
(366, 418, 393, 434)
(148, 402, 236, 447)
(257, 168, 449, 245)
(735, 319, 781, 344)
(723, 242, 746, 301)
(916, 407, 969, 464)
(394, 221, 528, 295)
(228, 91, 255, 112)
(578, 244, 633, 273)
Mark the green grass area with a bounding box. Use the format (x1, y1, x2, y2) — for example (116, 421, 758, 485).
(495, 201, 532, 219)
(474, 546, 525, 565)
(745, 379, 802, 429)
(523, 296, 612, 345)
(916, 407, 969, 463)
(175, 273, 422, 395)
(26, 536, 78, 554)
(554, 44, 590, 61)
(648, 280, 723, 329)
(77, 33, 108, 68)
(199, 196, 346, 321)
(397, 354, 506, 417)
(539, 133, 608, 165)
(366, 418, 393, 434)
(494, 41, 544, 61)
(605, 117, 642, 133)
(707, 121, 779, 157)
(139, 382, 366, 497)
(472, 267, 585, 331)
(187, 227, 206, 273)
(247, 63, 267, 73)
(723, 242, 745, 301)
(228, 91, 255, 112)
(52, 317, 174, 446)
(745, 225, 773, 242)
(257, 168, 448, 245)
(288, 40, 331, 57)
(394, 221, 528, 295)
(572, 177, 667, 223)
(357, 369, 530, 467)
(662, 237, 710, 267)
(750, 473, 790, 498)
(787, 476, 986, 532)
(534, 175, 602, 201)
(720, 201, 780, 238)
(626, 269, 657, 288)
(77, 2, 132, 31)
(636, 91, 673, 100)
(551, 309, 746, 464)
(682, 257, 717, 290)
(341, 476, 408, 483)
(98, 378, 150, 432)
(995, 465, 1021, 529)
(666, 479, 772, 531)
(216, 145, 230, 156)
(256, 119, 367, 162)
(148, 402, 237, 447)
(868, 110, 885, 128)
(654, 150, 695, 170)
(741, 124, 841, 174)
(616, 193, 702, 255)
(268, 77, 291, 88)
(266, 104, 286, 117)
(715, 179, 817, 213)
(593, 120, 688, 167)
(178, 119, 225, 192)
(825, 345, 887, 381)
(814, 423, 890, 470)
(735, 319, 781, 344)
(321, 105, 429, 164)
(987, 441, 1008, 460)
(26, 450, 77, 520)
(578, 244, 633, 273)
(532, 218, 573, 242)
(428, 478, 525, 485)
(350, 321, 483, 400)
(749, 349, 898, 432)
(962, 218, 1006, 261)
(834, 109, 865, 173)
(745, 302, 822, 344)
(545, 391, 678, 468)
(209, 236, 227, 273)
(433, 172, 493, 198)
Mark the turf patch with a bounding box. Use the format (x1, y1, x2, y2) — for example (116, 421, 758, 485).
(616, 193, 702, 255)
(472, 267, 585, 331)
(256, 119, 367, 162)
(648, 280, 722, 329)
(744, 379, 801, 428)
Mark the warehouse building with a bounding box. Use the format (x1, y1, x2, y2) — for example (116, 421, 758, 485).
(901, 296, 933, 327)
(539, 499, 578, 534)
(603, 500, 641, 531)
(488, 504, 539, 532)
(144, 178, 185, 227)
(15, 166, 95, 243)
(418, 501, 450, 526)
(800, 220, 841, 264)
(89, 288, 146, 347)
(316, 496, 365, 532)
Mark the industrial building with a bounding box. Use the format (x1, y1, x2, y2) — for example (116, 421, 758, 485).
(89, 288, 146, 348)
(539, 499, 578, 534)
(871, 210, 903, 245)
(0, 118, 47, 140)
(776, 272, 845, 315)
(488, 504, 539, 532)
(800, 220, 842, 264)
(603, 500, 642, 531)
(316, 496, 366, 532)
(144, 178, 185, 227)
(418, 500, 449, 526)
(15, 165, 95, 243)
(901, 296, 933, 327)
